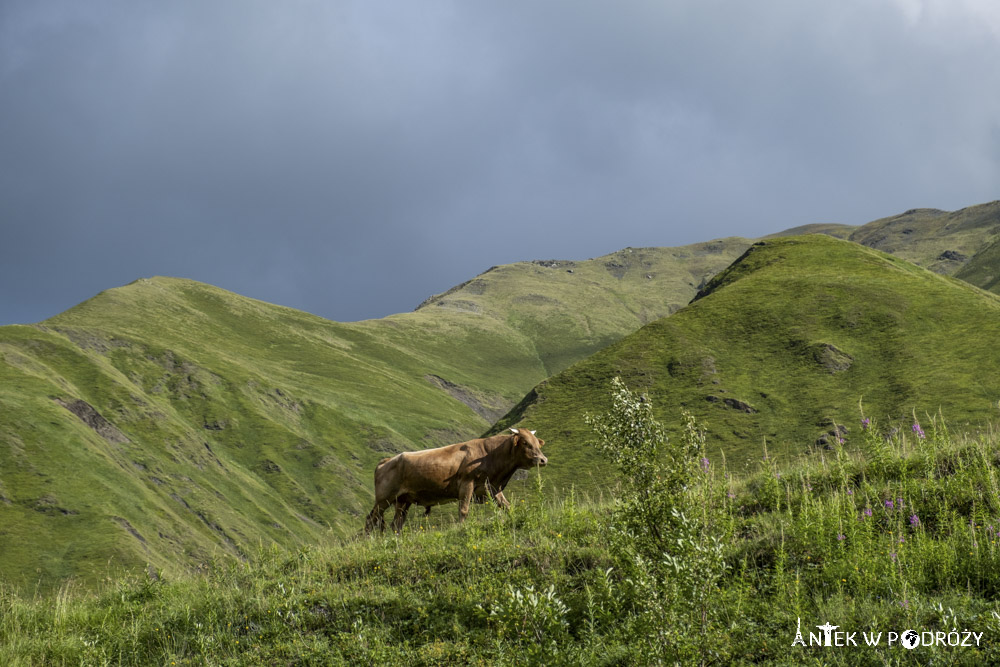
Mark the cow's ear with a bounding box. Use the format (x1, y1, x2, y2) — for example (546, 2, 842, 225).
(538, 439, 545, 447)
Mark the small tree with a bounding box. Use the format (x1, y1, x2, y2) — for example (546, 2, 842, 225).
(585, 377, 701, 552)
(585, 377, 728, 661)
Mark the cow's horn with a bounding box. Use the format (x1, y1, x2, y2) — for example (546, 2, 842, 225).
(530, 430, 536, 435)
(509, 427, 519, 434)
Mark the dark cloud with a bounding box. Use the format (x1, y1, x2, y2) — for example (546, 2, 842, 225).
(2, 0, 998, 324)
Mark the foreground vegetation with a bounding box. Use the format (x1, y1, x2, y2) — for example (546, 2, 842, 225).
(5, 383, 1000, 665)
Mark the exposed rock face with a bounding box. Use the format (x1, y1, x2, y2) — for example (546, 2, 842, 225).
(706, 395, 757, 413)
(937, 250, 968, 262)
(816, 424, 850, 449)
(54, 398, 129, 444)
(811, 343, 853, 373)
(425, 375, 511, 423)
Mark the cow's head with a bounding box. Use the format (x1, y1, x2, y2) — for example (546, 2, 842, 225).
(509, 427, 547, 468)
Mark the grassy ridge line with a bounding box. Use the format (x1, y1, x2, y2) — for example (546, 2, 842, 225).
(4, 413, 1000, 664)
(493, 235, 1000, 496)
(847, 200, 1000, 276)
(415, 238, 754, 375)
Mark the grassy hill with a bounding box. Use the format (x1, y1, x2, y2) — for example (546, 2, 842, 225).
(5, 405, 1000, 665)
(0, 238, 752, 588)
(767, 201, 1000, 284)
(494, 235, 1000, 493)
(415, 238, 753, 374)
(956, 235, 1000, 294)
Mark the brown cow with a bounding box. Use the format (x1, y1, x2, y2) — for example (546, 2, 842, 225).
(364, 427, 547, 534)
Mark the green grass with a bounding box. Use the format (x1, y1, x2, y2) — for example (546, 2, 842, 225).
(846, 200, 1000, 277)
(494, 235, 1000, 496)
(4, 409, 1000, 665)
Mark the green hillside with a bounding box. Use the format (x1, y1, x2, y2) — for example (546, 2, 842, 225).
(494, 235, 1000, 492)
(0, 278, 540, 588)
(846, 200, 1000, 277)
(0, 237, 751, 588)
(415, 238, 753, 374)
(955, 235, 1000, 293)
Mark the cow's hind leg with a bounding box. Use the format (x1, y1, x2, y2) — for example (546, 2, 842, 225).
(365, 498, 392, 534)
(391, 499, 412, 533)
(457, 482, 474, 522)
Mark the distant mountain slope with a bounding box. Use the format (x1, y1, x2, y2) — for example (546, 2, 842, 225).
(847, 201, 1000, 277)
(768, 201, 1000, 283)
(493, 235, 1000, 493)
(415, 239, 753, 374)
(955, 235, 1000, 294)
(0, 237, 752, 587)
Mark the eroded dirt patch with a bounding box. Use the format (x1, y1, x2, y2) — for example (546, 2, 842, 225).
(54, 398, 130, 444)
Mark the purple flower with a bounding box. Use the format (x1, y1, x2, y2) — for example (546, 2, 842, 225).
(837, 533, 846, 541)
(897, 498, 904, 508)
(912, 422, 925, 439)
(909, 514, 920, 527)
(898, 535, 905, 543)
(727, 491, 736, 500)
(885, 499, 894, 510)
(700, 457, 710, 473)
(846, 489, 854, 495)
(861, 417, 871, 430)
(890, 551, 897, 561)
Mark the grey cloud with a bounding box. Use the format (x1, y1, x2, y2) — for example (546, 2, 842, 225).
(2, 1, 998, 324)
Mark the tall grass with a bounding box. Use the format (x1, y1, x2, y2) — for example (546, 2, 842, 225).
(5, 405, 1000, 664)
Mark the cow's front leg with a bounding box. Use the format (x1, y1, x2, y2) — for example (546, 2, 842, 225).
(492, 490, 511, 509)
(391, 500, 411, 533)
(457, 482, 474, 522)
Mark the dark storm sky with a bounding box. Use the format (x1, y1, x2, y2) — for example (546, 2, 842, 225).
(2, 1, 999, 325)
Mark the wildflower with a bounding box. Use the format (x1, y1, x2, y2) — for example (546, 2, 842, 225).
(898, 535, 905, 543)
(727, 491, 736, 500)
(846, 488, 853, 495)
(701, 457, 710, 473)
(912, 422, 925, 439)
(890, 552, 897, 561)
(896, 497, 904, 508)
(909, 514, 920, 527)
(861, 417, 871, 430)
(863, 508, 873, 518)
(885, 499, 894, 510)
(837, 534, 846, 541)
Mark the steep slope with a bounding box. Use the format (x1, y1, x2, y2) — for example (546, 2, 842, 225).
(0, 278, 545, 587)
(493, 235, 1000, 493)
(846, 200, 1000, 276)
(955, 235, 1000, 294)
(415, 238, 753, 374)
